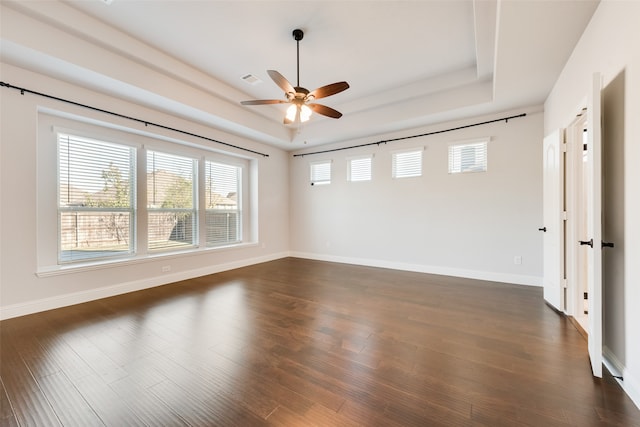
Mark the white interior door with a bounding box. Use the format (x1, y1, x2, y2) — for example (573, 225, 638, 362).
(586, 72, 603, 378)
(542, 129, 564, 311)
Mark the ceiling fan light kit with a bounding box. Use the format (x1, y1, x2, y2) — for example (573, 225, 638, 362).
(241, 29, 349, 126)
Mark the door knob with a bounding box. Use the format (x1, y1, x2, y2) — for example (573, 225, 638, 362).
(579, 239, 593, 248)
(538, 227, 547, 232)
(602, 241, 615, 248)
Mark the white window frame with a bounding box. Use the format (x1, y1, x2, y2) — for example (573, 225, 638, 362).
(347, 154, 373, 182)
(392, 148, 423, 179)
(448, 138, 488, 174)
(310, 160, 332, 185)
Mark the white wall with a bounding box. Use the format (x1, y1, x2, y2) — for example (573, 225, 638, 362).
(544, 0, 640, 408)
(0, 62, 291, 319)
(289, 109, 543, 286)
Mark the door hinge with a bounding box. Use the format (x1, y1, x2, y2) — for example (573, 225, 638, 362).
(562, 143, 568, 153)
(562, 211, 568, 220)
(563, 278, 568, 289)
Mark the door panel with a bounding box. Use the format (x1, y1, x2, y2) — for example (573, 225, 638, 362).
(542, 129, 564, 311)
(586, 72, 603, 378)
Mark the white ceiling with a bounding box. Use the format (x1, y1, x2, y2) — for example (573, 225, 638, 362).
(1, 0, 599, 151)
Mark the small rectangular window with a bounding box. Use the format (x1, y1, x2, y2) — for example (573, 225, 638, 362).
(58, 133, 136, 263)
(448, 140, 488, 174)
(348, 155, 372, 182)
(310, 160, 332, 185)
(205, 161, 241, 246)
(147, 150, 197, 251)
(392, 149, 422, 178)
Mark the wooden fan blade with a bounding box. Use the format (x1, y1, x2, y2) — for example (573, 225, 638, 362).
(309, 103, 343, 119)
(308, 82, 349, 100)
(267, 70, 295, 94)
(241, 99, 288, 105)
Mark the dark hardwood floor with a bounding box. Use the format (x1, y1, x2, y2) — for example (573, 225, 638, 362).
(1, 257, 639, 426)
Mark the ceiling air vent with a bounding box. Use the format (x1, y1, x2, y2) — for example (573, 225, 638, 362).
(241, 74, 262, 85)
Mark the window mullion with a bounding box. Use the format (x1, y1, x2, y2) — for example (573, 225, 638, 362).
(137, 146, 148, 256)
(198, 157, 207, 248)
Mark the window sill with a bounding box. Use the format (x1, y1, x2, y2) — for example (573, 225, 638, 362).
(35, 242, 259, 277)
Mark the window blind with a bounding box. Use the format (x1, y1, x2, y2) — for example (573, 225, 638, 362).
(58, 133, 135, 262)
(348, 156, 372, 182)
(392, 149, 422, 178)
(310, 160, 332, 185)
(448, 141, 487, 174)
(147, 150, 197, 250)
(205, 161, 241, 246)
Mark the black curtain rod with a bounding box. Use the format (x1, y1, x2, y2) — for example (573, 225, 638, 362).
(0, 81, 270, 158)
(293, 112, 527, 158)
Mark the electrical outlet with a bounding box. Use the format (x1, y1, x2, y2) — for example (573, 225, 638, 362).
(162, 265, 171, 273)
(514, 256, 522, 265)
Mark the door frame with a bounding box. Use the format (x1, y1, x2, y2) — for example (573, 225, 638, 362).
(563, 73, 604, 377)
(565, 110, 586, 320)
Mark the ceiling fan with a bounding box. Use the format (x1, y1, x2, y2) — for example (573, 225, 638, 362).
(241, 29, 349, 125)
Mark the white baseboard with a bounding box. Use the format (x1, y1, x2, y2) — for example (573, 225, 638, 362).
(603, 346, 624, 377)
(624, 369, 640, 411)
(0, 251, 541, 320)
(0, 252, 288, 320)
(604, 346, 640, 410)
(289, 252, 542, 287)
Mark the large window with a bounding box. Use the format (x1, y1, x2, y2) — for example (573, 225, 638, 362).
(205, 161, 241, 246)
(147, 150, 197, 251)
(58, 134, 135, 263)
(49, 120, 251, 268)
